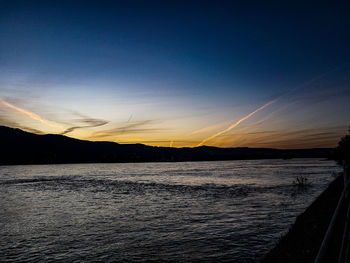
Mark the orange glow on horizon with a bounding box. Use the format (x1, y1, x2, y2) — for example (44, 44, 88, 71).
(0, 97, 345, 150)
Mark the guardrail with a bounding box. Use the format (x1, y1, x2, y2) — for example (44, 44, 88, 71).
(314, 162, 350, 263)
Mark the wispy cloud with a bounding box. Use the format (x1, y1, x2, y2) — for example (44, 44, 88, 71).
(243, 126, 347, 148)
(0, 96, 62, 129)
(0, 117, 45, 134)
(196, 67, 350, 148)
(197, 99, 277, 146)
(91, 120, 163, 138)
(60, 118, 109, 135)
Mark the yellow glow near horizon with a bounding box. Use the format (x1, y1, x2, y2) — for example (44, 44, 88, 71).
(0, 94, 346, 149)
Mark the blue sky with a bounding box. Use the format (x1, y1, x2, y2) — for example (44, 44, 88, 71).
(0, 0, 349, 148)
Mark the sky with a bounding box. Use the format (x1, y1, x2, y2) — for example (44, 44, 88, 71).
(0, 0, 350, 148)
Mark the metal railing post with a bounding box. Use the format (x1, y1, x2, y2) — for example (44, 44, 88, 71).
(314, 162, 350, 263)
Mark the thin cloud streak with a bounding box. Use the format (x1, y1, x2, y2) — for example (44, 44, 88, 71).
(60, 118, 109, 135)
(197, 99, 277, 146)
(0, 117, 45, 134)
(196, 68, 348, 147)
(0, 96, 62, 129)
(244, 126, 346, 148)
(91, 120, 163, 138)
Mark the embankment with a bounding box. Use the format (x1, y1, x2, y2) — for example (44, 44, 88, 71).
(261, 175, 343, 263)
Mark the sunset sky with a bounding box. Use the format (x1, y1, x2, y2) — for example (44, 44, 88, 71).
(0, 1, 350, 148)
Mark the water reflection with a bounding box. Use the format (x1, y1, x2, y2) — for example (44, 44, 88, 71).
(0, 159, 340, 262)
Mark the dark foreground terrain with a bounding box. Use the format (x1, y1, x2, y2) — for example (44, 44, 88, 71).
(0, 126, 333, 165)
(261, 175, 344, 263)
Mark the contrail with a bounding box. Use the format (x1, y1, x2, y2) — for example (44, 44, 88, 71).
(0, 97, 62, 129)
(196, 64, 349, 147)
(197, 99, 277, 146)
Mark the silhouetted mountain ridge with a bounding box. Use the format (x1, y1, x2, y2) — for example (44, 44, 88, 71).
(0, 126, 333, 165)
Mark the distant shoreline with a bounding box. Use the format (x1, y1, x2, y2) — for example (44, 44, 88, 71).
(0, 126, 334, 166)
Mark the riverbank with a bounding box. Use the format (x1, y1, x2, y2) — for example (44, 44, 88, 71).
(260, 174, 344, 263)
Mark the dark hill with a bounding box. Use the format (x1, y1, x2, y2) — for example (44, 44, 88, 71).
(0, 126, 333, 165)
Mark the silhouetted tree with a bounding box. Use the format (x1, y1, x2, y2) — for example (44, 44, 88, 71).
(335, 127, 350, 164)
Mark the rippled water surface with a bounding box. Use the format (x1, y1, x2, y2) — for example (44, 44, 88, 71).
(0, 159, 340, 262)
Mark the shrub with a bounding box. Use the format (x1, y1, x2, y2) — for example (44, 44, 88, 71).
(293, 176, 311, 187)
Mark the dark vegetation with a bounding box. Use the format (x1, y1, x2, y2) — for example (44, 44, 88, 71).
(0, 126, 333, 165)
(334, 127, 350, 164)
